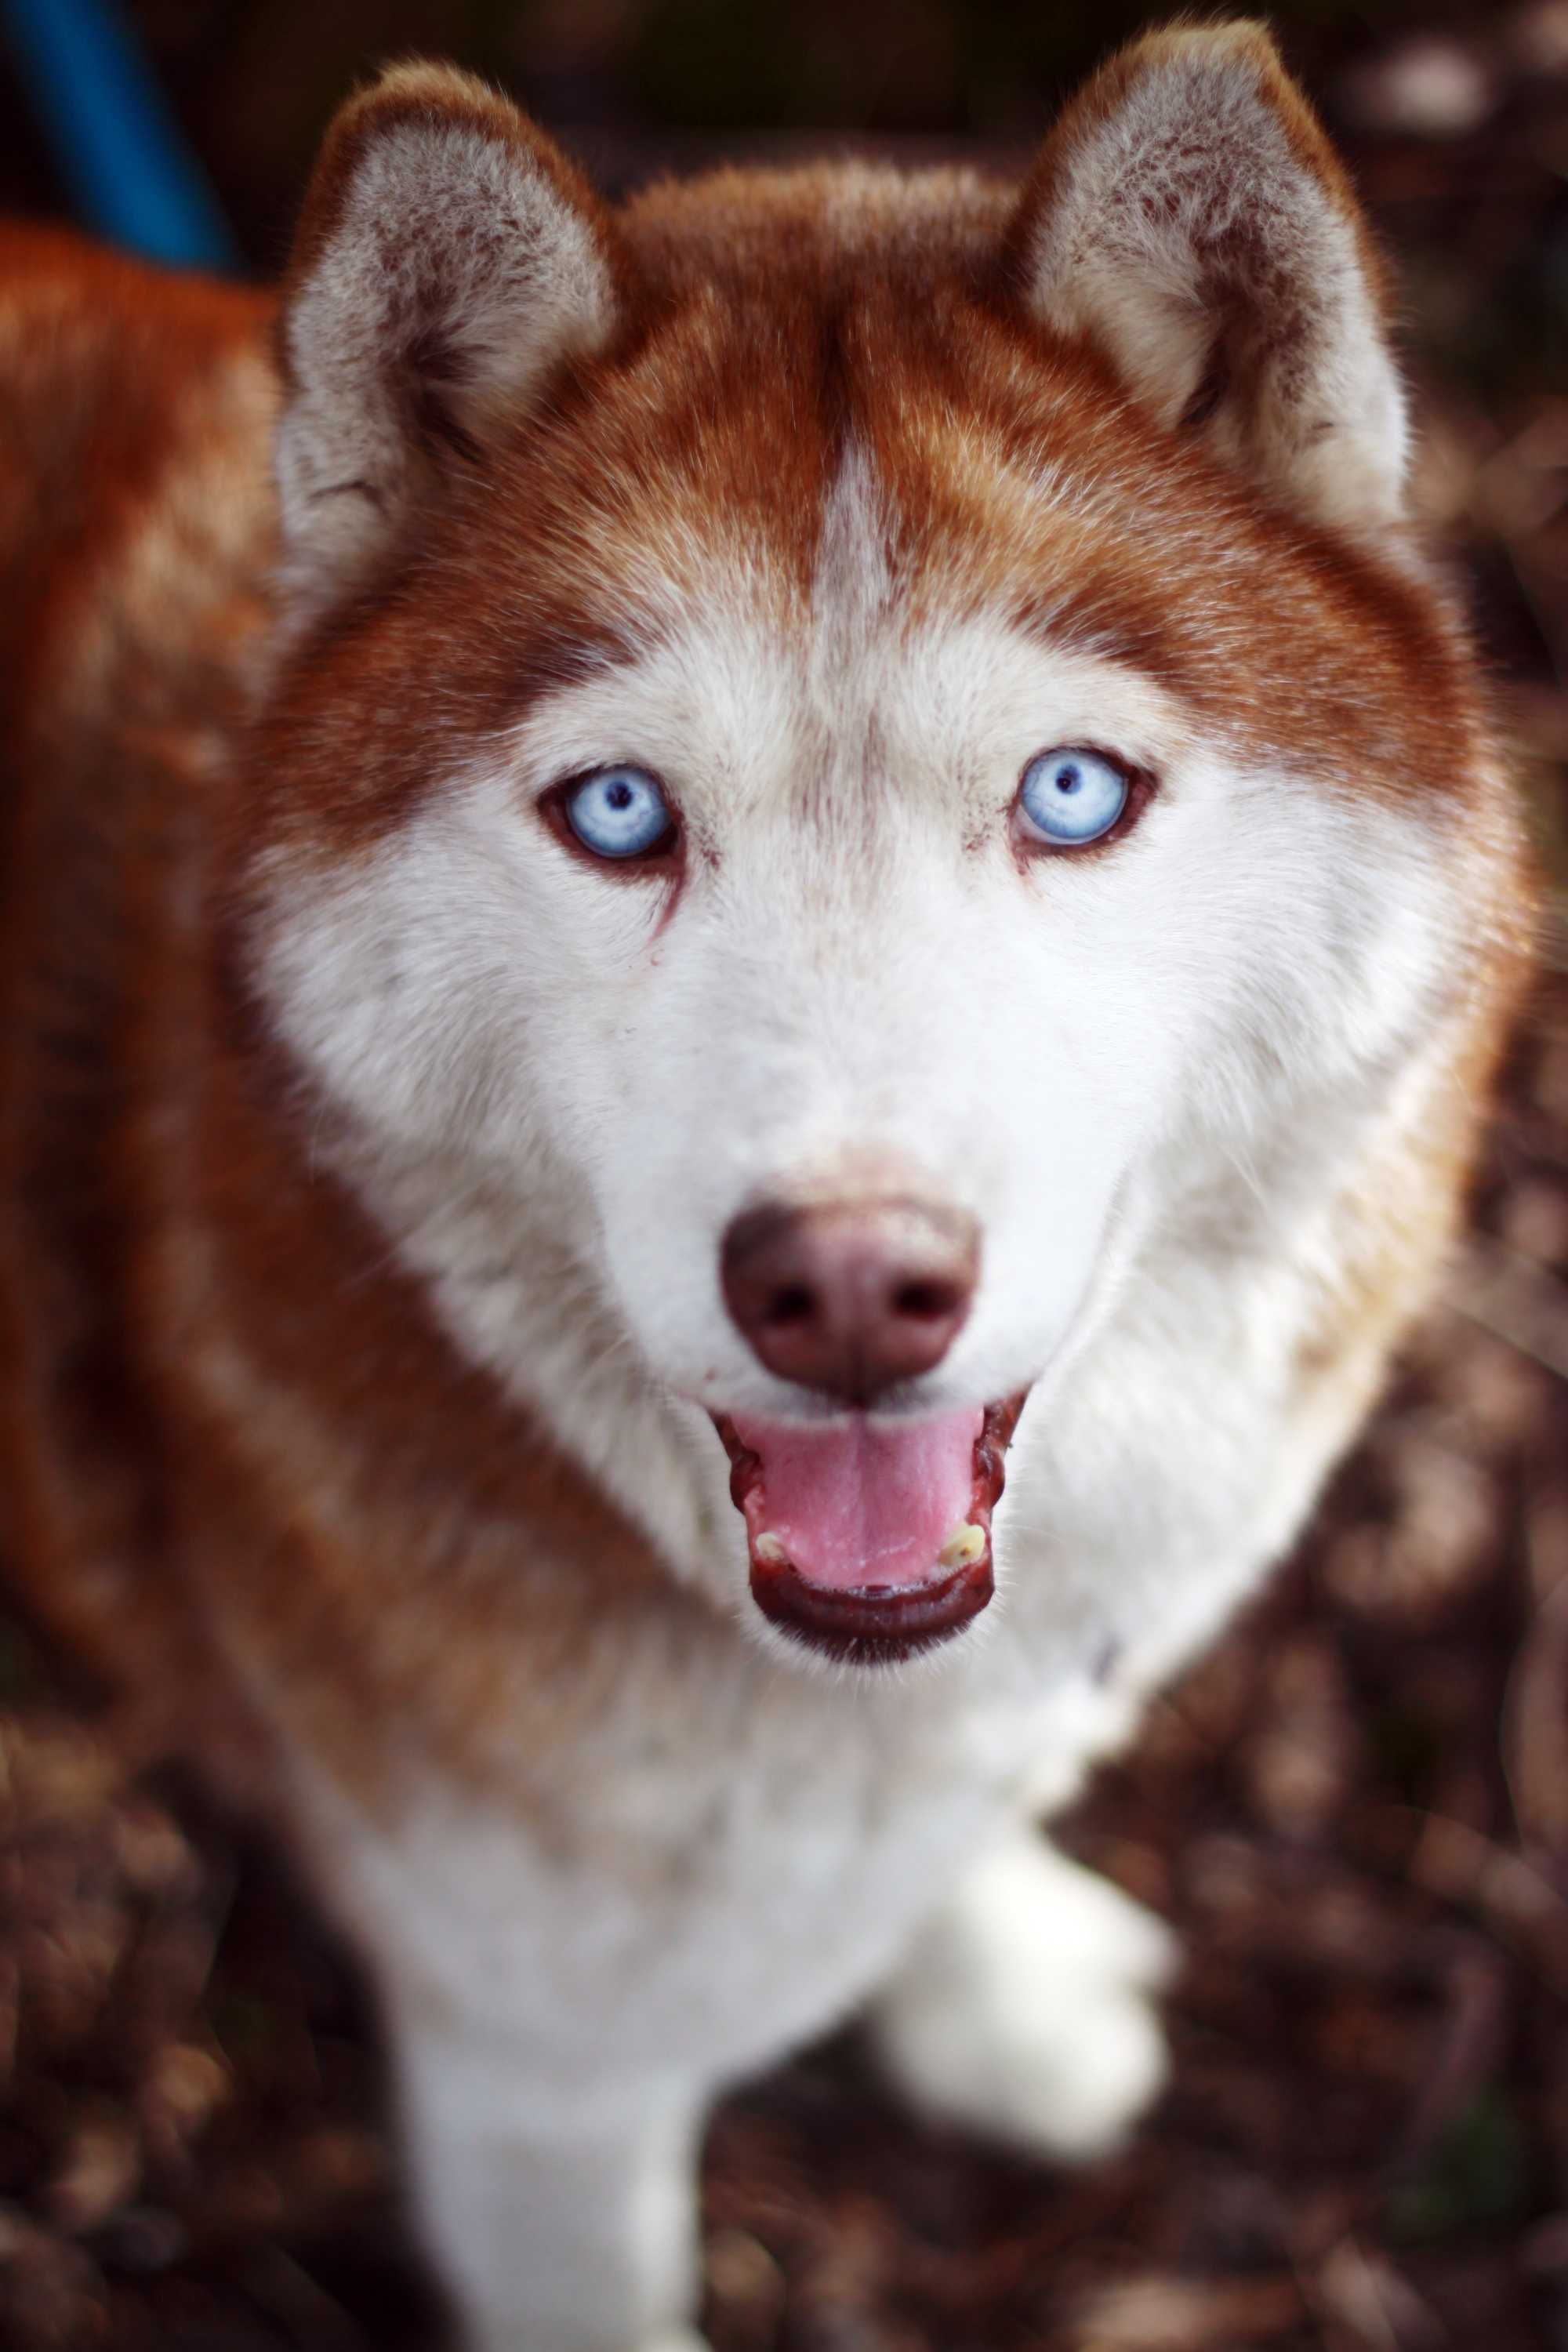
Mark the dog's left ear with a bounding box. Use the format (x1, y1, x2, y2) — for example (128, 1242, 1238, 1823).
(275, 60, 623, 617)
(1010, 22, 1407, 532)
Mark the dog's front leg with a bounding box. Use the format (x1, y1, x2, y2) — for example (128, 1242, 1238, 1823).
(389, 1998, 710, 2352)
(867, 1826, 1177, 2165)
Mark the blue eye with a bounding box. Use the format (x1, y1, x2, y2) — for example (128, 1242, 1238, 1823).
(1017, 747, 1130, 847)
(562, 766, 674, 861)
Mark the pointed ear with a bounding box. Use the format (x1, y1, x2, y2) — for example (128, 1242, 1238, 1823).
(1009, 23, 1408, 532)
(275, 62, 623, 615)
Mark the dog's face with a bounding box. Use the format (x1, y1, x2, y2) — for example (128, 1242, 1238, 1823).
(244, 33, 1481, 1667)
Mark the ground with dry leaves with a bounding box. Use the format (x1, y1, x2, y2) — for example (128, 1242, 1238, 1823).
(4, 9, 1568, 2350)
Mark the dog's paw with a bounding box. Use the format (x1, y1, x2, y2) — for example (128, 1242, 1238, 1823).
(869, 1835, 1177, 2165)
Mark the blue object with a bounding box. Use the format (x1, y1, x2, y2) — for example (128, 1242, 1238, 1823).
(1017, 748, 1131, 848)
(564, 768, 677, 862)
(3, 0, 238, 270)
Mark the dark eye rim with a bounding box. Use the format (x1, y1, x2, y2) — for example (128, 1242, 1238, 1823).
(539, 762, 684, 876)
(1011, 744, 1155, 862)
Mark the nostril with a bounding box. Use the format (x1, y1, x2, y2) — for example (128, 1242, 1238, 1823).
(765, 1283, 816, 1327)
(892, 1279, 963, 1321)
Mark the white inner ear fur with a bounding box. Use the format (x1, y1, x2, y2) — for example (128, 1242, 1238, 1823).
(276, 118, 616, 615)
(1021, 38, 1409, 533)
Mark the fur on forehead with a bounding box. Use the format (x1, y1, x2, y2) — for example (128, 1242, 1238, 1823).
(251, 253, 1480, 873)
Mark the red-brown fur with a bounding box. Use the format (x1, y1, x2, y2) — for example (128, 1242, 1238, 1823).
(0, 57, 1533, 1831)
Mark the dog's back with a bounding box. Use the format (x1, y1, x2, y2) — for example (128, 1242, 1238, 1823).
(0, 229, 277, 1748)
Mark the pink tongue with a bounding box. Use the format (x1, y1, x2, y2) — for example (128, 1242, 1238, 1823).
(731, 1408, 984, 1593)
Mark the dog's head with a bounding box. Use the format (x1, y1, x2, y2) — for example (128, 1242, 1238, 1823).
(242, 27, 1498, 1668)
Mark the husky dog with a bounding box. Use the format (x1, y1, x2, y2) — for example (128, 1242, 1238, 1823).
(0, 21, 1530, 2350)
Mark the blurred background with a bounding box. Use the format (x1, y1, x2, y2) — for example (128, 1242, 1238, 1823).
(2, 2, 1567, 2347)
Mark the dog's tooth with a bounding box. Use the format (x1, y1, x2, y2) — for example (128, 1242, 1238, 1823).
(753, 1532, 788, 1564)
(938, 1521, 987, 1570)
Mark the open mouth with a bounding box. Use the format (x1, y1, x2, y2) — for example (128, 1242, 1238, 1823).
(712, 1394, 1028, 1666)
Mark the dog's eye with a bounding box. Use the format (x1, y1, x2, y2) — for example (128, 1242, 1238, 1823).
(1015, 748, 1129, 848)
(561, 766, 674, 861)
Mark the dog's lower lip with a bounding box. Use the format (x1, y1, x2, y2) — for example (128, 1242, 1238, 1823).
(748, 1552, 993, 1664)
(711, 1391, 1029, 1664)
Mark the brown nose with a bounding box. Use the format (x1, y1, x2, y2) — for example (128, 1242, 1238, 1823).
(720, 1196, 979, 1403)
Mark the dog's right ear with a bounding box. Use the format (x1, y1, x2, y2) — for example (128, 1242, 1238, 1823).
(275, 61, 622, 619)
